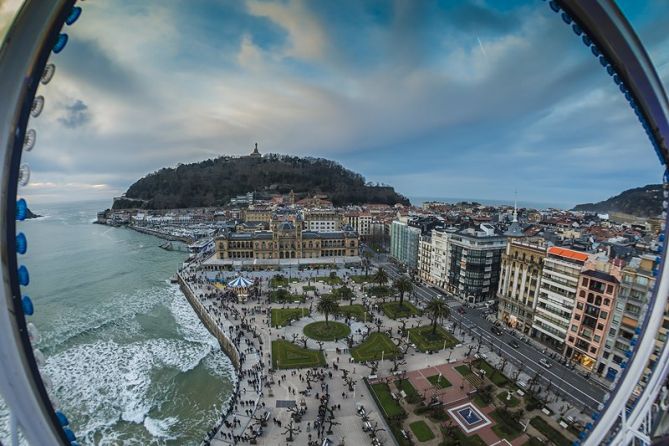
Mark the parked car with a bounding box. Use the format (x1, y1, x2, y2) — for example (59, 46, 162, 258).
(508, 340, 520, 349)
(491, 326, 503, 336)
(474, 353, 488, 360)
(539, 358, 551, 368)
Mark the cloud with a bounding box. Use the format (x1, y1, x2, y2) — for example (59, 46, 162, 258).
(15, 0, 669, 208)
(58, 100, 91, 129)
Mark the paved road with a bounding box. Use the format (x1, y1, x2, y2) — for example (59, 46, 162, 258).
(371, 255, 609, 413)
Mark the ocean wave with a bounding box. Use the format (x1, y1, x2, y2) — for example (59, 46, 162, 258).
(38, 286, 166, 351)
(143, 416, 177, 439)
(168, 288, 236, 381)
(42, 333, 218, 443)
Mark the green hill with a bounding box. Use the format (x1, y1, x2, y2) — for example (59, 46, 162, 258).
(572, 184, 662, 217)
(113, 154, 409, 209)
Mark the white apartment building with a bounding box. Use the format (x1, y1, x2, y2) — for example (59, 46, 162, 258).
(427, 228, 455, 289)
(303, 209, 342, 233)
(532, 247, 589, 351)
(345, 212, 372, 237)
(417, 235, 433, 283)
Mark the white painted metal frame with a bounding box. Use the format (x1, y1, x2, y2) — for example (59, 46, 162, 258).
(0, 1, 73, 445)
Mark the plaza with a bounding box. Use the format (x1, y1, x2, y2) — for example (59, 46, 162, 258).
(179, 260, 581, 446)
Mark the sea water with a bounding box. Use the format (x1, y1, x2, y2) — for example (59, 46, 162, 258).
(0, 200, 234, 445)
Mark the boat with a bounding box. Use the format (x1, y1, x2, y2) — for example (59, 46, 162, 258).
(159, 241, 173, 250)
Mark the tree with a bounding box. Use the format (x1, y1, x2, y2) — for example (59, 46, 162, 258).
(425, 299, 450, 335)
(336, 285, 354, 304)
(372, 267, 389, 287)
(317, 295, 339, 326)
(363, 251, 373, 277)
(393, 275, 413, 308)
(272, 288, 290, 302)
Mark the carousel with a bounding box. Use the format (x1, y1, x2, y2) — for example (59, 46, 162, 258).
(227, 275, 254, 302)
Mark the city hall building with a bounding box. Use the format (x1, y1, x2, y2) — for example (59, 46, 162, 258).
(205, 220, 361, 270)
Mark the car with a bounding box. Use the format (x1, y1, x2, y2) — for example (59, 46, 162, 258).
(539, 358, 551, 368)
(517, 380, 528, 389)
(474, 352, 488, 360)
(491, 326, 503, 336)
(508, 340, 520, 349)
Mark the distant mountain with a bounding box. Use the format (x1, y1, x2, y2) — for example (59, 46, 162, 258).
(113, 154, 410, 209)
(572, 184, 662, 217)
(26, 208, 41, 219)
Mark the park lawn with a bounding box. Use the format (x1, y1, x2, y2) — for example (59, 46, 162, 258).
(382, 301, 420, 319)
(496, 390, 521, 408)
(471, 359, 509, 387)
(368, 285, 392, 297)
(408, 325, 457, 351)
(350, 275, 371, 283)
(455, 365, 472, 376)
(271, 308, 307, 327)
(336, 304, 370, 322)
(472, 394, 490, 408)
(303, 321, 351, 341)
(409, 420, 435, 442)
(270, 290, 305, 303)
(351, 332, 400, 362)
(370, 382, 405, 418)
(270, 276, 290, 288)
(272, 340, 325, 369)
(395, 379, 422, 404)
(490, 409, 524, 441)
(529, 416, 571, 446)
(441, 426, 487, 446)
(427, 374, 452, 389)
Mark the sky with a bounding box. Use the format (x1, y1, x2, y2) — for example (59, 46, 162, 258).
(2, 0, 669, 208)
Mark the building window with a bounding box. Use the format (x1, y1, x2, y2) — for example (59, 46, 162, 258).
(597, 323, 604, 331)
(600, 311, 608, 319)
(577, 302, 584, 310)
(594, 335, 601, 342)
(606, 285, 613, 294)
(571, 325, 577, 332)
(604, 298, 610, 306)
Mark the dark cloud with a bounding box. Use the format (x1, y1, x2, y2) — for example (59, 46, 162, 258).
(58, 100, 91, 129)
(57, 38, 141, 96)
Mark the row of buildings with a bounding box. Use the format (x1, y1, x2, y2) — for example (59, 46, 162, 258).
(498, 239, 660, 383)
(389, 201, 666, 384)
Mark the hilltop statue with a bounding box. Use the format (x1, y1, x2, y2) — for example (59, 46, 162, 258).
(250, 142, 261, 158)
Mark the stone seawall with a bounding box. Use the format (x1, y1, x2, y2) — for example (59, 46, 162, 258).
(177, 273, 241, 371)
(130, 225, 194, 243)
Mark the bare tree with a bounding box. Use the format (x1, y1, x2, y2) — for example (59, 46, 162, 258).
(282, 420, 301, 442)
(391, 356, 407, 373)
(363, 361, 379, 375)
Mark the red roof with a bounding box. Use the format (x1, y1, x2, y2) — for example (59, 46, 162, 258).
(548, 246, 589, 262)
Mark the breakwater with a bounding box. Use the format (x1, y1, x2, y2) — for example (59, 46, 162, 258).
(129, 225, 194, 243)
(176, 269, 266, 445)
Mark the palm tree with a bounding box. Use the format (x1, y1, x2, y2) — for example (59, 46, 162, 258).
(317, 295, 339, 326)
(362, 251, 373, 277)
(393, 275, 413, 308)
(425, 299, 450, 335)
(372, 267, 389, 287)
